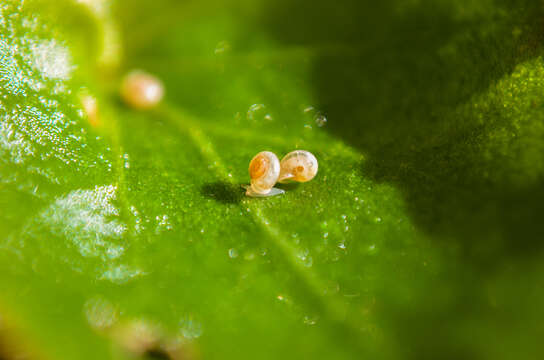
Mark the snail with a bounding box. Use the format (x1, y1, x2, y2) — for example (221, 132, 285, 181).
(120, 70, 164, 110)
(244, 150, 319, 197)
(245, 151, 285, 197)
(80, 94, 99, 127)
(278, 150, 318, 183)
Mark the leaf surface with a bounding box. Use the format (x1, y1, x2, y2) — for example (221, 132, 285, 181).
(1, 0, 544, 359)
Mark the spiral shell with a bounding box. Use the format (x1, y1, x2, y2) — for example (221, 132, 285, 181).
(120, 70, 164, 110)
(278, 150, 318, 183)
(248, 151, 281, 195)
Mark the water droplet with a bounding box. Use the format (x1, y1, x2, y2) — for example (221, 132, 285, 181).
(130, 206, 144, 234)
(155, 214, 172, 233)
(123, 153, 130, 169)
(84, 296, 118, 330)
(374, 217, 382, 223)
(247, 103, 266, 121)
(228, 248, 238, 258)
(244, 252, 255, 261)
(100, 265, 145, 284)
(314, 113, 327, 127)
(178, 314, 203, 339)
(214, 40, 230, 55)
(303, 315, 318, 326)
(296, 248, 313, 267)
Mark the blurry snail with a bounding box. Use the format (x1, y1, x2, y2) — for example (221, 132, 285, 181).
(120, 70, 164, 110)
(278, 150, 318, 183)
(245, 151, 285, 197)
(80, 94, 99, 127)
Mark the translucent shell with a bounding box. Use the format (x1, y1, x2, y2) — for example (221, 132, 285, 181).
(246, 151, 284, 197)
(120, 70, 164, 110)
(278, 150, 318, 183)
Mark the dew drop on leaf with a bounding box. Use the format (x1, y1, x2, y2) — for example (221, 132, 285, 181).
(228, 248, 238, 258)
(314, 113, 327, 127)
(84, 296, 118, 330)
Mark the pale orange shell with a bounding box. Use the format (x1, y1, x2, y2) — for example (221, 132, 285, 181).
(278, 150, 318, 183)
(248, 151, 280, 195)
(81, 95, 99, 127)
(120, 70, 164, 110)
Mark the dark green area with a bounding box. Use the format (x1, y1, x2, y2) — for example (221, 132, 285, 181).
(1, 0, 543, 359)
(264, 0, 544, 254)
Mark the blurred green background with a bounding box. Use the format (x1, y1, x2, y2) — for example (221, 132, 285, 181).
(1, 0, 543, 359)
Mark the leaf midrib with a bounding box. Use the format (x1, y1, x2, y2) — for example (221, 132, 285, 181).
(151, 103, 368, 352)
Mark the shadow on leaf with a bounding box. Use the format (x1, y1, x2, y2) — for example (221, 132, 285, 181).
(200, 182, 244, 204)
(261, 0, 544, 260)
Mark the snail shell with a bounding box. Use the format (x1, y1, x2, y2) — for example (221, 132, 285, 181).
(81, 94, 99, 127)
(247, 151, 283, 197)
(278, 150, 318, 183)
(120, 70, 164, 110)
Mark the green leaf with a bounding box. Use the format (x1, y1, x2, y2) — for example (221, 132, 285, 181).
(1, 0, 544, 359)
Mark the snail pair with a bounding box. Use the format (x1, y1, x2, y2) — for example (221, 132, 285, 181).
(246, 150, 318, 197)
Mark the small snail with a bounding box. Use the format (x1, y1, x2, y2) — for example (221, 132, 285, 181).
(80, 94, 99, 127)
(278, 150, 318, 183)
(120, 70, 164, 110)
(245, 151, 285, 197)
